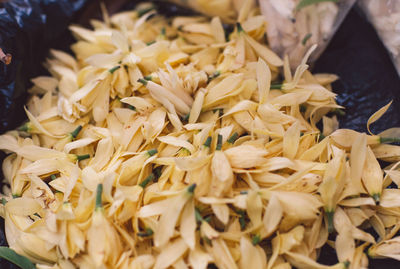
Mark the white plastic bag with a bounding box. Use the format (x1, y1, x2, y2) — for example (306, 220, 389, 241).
(358, 0, 400, 76)
(259, 0, 356, 69)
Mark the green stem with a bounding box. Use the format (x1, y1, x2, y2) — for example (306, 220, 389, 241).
(137, 228, 153, 237)
(147, 149, 158, 157)
(207, 70, 220, 82)
(203, 136, 212, 148)
(195, 207, 203, 223)
(17, 123, 31, 132)
(182, 113, 190, 122)
(139, 173, 155, 188)
(251, 234, 261, 245)
(236, 22, 244, 33)
(333, 108, 346, 117)
(76, 154, 90, 161)
(70, 125, 82, 139)
(380, 137, 400, 144)
(239, 215, 246, 230)
(318, 133, 326, 142)
(108, 66, 121, 74)
(146, 40, 156, 46)
(138, 78, 148, 85)
(326, 210, 335, 233)
(216, 134, 223, 151)
(302, 33, 312, 45)
(227, 132, 238, 144)
(372, 193, 380, 204)
(270, 83, 283, 90)
(144, 75, 152, 81)
(95, 184, 103, 209)
(187, 183, 197, 194)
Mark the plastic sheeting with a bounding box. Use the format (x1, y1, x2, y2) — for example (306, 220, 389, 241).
(0, 0, 88, 133)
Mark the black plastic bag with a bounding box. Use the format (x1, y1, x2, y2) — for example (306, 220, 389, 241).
(0, 1, 88, 267)
(0, 0, 88, 133)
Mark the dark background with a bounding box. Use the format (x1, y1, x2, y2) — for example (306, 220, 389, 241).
(0, 1, 400, 268)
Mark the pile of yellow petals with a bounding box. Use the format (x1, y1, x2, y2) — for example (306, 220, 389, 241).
(1, 3, 400, 269)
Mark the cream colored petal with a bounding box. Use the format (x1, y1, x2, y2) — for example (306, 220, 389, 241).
(5, 197, 42, 216)
(246, 190, 263, 227)
(283, 121, 301, 159)
(225, 145, 268, 168)
(64, 138, 97, 153)
(120, 96, 153, 112)
(158, 135, 193, 153)
(17, 145, 65, 161)
(31, 76, 58, 93)
(263, 194, 283, 237)
(206, 238, 238, 269)
(222, 100, 258, 118)
(380, 189, 400, 208)
(204, 74, 243, 108)
(210, 17, 226, 43)
(211, 203, 230, 225)
(239, 236, 267, 269)
(90, 137, 114, 171)
(350, 132, 367, 193)
(285, 251, 343, 269)
(92, 77, 110, 123)
(111, 30, 129, 53)
(271, 191, 322, 221)
(25, 107, 62, 138)
(180, 199, 196, 250)
(362, 146, 383, 201)
(154, 238, 188, 269)
(335, 231, 355, 263)
(257, 58, 271, 104)
(189, 88, 206, 124)
(0, 134, 19, 153)
(244, 34, 283, 67)
(85, 52, 121, 68)
(367, 101, 392, 135)
(211, 151, 234, 196)
(188, 247, 213, 269)
(154, 192, 192, 247)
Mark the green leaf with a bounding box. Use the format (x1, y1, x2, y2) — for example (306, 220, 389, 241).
(296, 0, 338, 11)
(0, 247, 36, 269)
